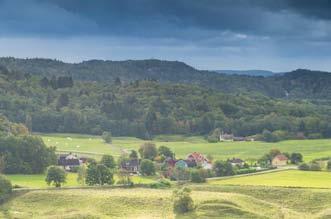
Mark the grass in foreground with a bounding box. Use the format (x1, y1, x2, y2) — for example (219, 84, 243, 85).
(40, 133, 331, 162)
(209, 170, 331, 188)
(2, 186, 331, 218)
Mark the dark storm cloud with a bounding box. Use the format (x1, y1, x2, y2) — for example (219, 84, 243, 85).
(0, 0, 330, 71)
(0, 0, 330, 40)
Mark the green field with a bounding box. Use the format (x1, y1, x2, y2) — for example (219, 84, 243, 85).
(40, 133, 331, 161)
(209, 170, 331, 188)
(2, 185, 331, 218)
(6, 173, 157, 188)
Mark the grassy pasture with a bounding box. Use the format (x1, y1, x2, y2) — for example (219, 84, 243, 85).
(2, 186, 331, 218)
(6, 173, 157, 188)
(40, 133, 331, 161)
(209, 170, 331, 188)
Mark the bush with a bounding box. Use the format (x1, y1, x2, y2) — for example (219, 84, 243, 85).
(310, 162, 321, 171)
(235, 168, 257, 175)
(298, 163, 310, 171)
(139, 143, 157, 160)
(0, 175, 12, 203)
(173, 187, 194, 214)
(327, 160, 331, 171)
(290, 153, 303, 164)
(102, 131, 112, 143)
(45, 166, 67, 187)
(150, 179, 171, 188)
(190, 169, 206, 183)
(139, 159, 156, 176)
(213, 160, 234, 177)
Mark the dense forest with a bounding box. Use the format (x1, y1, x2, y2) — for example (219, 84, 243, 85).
(2, 57, 331, 100)
(1, 63, 331, 141)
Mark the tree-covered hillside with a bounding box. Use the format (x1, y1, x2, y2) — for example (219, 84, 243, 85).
(2, 58, 331, 100)
(1, 65, 331, 140)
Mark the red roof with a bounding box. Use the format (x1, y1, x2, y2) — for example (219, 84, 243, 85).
(187, 152, 208, 163)
(273, 154, 288, 161)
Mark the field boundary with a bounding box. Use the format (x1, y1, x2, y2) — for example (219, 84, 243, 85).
(207, 166, 297, 182)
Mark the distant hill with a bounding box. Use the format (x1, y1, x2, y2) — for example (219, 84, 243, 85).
(215, 70, 275, 77)
(1, 57, 331, 100)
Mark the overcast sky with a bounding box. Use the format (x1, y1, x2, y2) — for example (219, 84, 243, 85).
(0, 0, 331, 71)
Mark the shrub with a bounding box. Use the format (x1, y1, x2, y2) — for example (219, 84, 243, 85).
(213, 160, 234, 177)
(139, 159, 156, 176)
(0, 175, 12, 203)
(298, 163, 310, 171)
(173, 187, 194, 214)
(150, 179, 171, 188)
(190, 169, 206, 183)
(327, 160, 331, 171)
(102, 131, 112, 143)
(235, 168, 257, 175)
(45, 166, 66, 187)
(310, 162, 321, 171)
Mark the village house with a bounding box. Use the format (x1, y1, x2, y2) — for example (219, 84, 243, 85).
(58, 153, 81, 171)
(219, 133, 234, 141)
(186, 152, 212, 169)
(272, 154, 288, 167)
(228, 158, 245, 167)
(120, 159, 139, 174)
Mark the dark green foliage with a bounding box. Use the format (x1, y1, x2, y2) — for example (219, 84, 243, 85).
(129, 150, 138, 159)
(0, 175, 12, 203)
(158, 146, 174, 158)
(139, 143, 157, 160)
(102, 131, 112, 143)
(298, 162, 321, 171)
(0, 136, 57, 174)
(298, 163, 310, 171)
(100, 155, 116, 169)
(310, 163, 322, 171)
(213, 160, 234, 177)
(139, 159, 155, 176)
(45, 166, 66, 187)
(190, 169, 206, 183)
(327, 160, 331, 171)
(290, 153, 303, 164)
(173, 187, 194, 214)
(1, 59, 331, 140)
(86, 163, 114, 186)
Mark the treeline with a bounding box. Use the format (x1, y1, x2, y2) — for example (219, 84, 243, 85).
(1, 67, 331, 140)
(3, 57, 331, 100)
(0, 115, 56, 174)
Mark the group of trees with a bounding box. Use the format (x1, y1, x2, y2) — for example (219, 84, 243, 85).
(2, 65, 331, 141)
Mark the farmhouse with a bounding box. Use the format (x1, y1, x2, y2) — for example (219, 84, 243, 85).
(58, 153, 81, 171)
(229, 158, 245, 167)
(219, 133, 234, 141)
(186, 152, 212, 169)
(120, 159, 139, 174)
(272, 154, 288, 167)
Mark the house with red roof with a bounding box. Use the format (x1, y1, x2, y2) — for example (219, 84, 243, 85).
(186, 152, 212, 169)
(272, 154, 288, 167)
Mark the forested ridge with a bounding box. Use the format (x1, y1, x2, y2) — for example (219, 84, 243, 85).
(2, 57, 331, 100)
(1, 63, 331, 140)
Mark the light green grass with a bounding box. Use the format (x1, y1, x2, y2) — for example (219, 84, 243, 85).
(40, 133, 331, 161)
(6, 173, 157, 188)
(6, 173, 79, 188)
(209, 170, 331, 188)
(2, 186, 331, 218)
